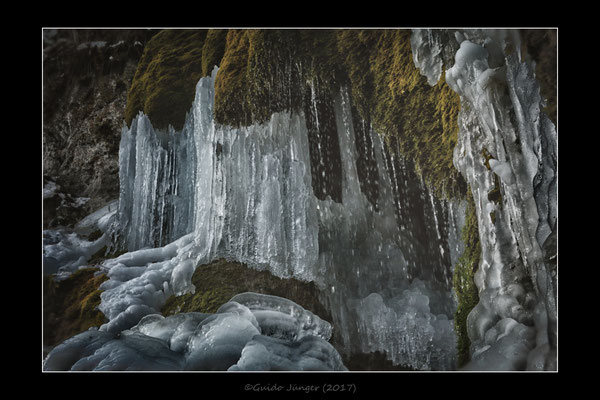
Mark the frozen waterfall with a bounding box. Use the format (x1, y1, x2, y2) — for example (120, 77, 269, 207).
(99, 65, 463, 370)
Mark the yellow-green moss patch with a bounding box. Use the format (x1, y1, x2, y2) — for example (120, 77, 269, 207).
(124, 29, 209, 131)
(201, 29, 228, 77)
(43, 268, 108, 351)
(345, 30, 464, 200)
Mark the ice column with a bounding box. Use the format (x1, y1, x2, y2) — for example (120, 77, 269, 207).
(411, 28, 557, 370)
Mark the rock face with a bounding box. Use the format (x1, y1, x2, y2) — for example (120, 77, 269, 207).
(43, 29, 157, 225)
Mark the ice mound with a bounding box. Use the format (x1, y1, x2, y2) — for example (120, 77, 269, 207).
(462, 317, 536, 371)
(43, 329, 116, 371)
(97, 233, 197, 334)
(43, 293, 346, 371)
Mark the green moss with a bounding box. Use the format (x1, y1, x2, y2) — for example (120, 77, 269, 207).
(43, 268, 109, 349)
(124, 29, 209, 131)
(213, 29, 253, 127)
(452, 188, 481, 367)
(201, 29, 228, 77)
(245, 30, 303, 125)
(335, 29, 465, 199)
(214, 29, 345, 128)
(161, 258, 330, 319)
(369, 30, 464, 199)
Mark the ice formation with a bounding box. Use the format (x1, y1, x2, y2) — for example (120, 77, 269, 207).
(44, 29, 556, 371)
(87, 65, 464, 370)
(43, 200, 118, 278)
(43, 293, 346, 371)
(411, 29, 557, 370)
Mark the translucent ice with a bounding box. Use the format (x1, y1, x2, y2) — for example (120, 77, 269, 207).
(488, 159, 515, 185)
(185, 312, 261, 370)
(74, 199, 118, 236)
(353, 279, 457, 371)
(43, 293, 346, 371)
(410, 29, 444, 85)
(226, 292, 332, 342)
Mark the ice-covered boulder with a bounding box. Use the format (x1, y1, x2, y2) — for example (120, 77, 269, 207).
(42, 293, 346, 371)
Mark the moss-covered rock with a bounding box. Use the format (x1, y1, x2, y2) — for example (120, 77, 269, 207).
(452, 188, 481, 367)
(123, 28, 556, 201)
(341, 29, 464, 200)
(124, 29, 209, 131)
(213, 30, 253, 127)
(124, 28, 464, 198)
(161, 258, 330, 318)
(214, 29, 343, 127)
(201, 29, 228, 77)
(43, 268, 108, 354)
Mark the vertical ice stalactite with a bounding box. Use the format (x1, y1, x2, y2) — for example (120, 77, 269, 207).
(117, 115, 192, 252)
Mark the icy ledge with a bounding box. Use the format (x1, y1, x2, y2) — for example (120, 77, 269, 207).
(43, 292, 346, 371)
(411, 29, 557, 370)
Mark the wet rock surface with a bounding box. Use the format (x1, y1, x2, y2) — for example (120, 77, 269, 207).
(43, 29, 157, 221)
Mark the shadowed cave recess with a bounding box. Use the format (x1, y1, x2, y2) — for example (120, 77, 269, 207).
(42, 28, 557, 372)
